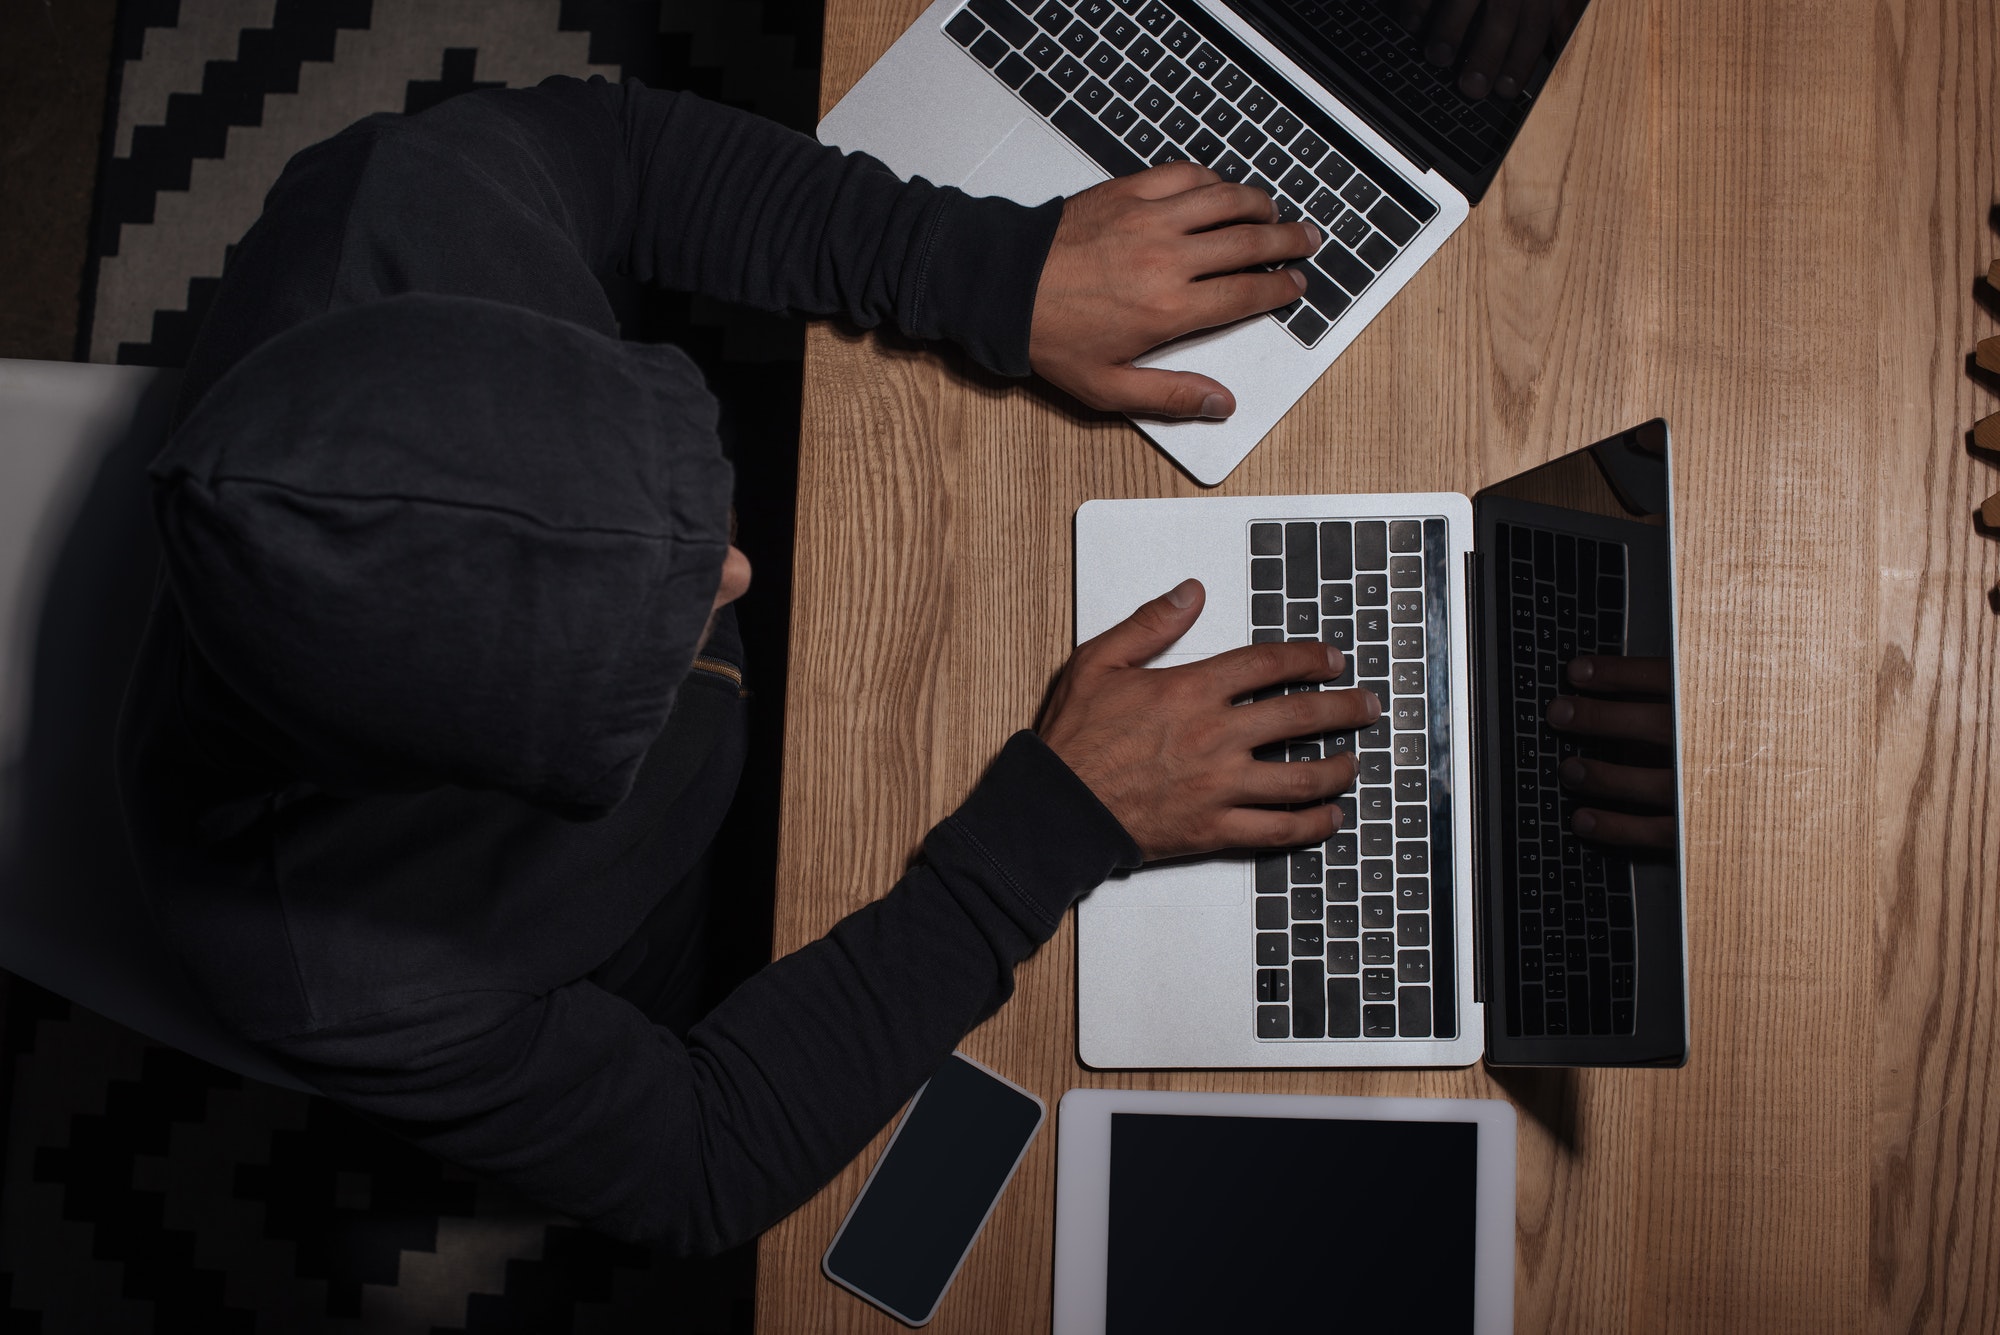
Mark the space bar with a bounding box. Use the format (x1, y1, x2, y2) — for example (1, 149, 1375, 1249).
(1050, 101, 1146, 177)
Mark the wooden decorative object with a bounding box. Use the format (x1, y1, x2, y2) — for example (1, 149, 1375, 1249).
(1980, 335, 2000, 374)
(1983, 491, 2000, 525)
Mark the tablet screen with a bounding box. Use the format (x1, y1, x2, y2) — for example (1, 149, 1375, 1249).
(1106, 1112, 1479, 1333)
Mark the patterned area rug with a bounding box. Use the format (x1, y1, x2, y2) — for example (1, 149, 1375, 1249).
(4, 1, 824, 1330)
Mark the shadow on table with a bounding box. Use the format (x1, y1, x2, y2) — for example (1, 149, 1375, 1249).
(1486, 1065, 1582, 1156)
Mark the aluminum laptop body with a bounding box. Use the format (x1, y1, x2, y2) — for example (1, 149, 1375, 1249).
(1073, 422, 1690, 1069)
(819, 0, 1591, 484)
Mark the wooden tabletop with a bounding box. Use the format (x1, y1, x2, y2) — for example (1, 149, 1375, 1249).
(756, 0, 2000, 1329)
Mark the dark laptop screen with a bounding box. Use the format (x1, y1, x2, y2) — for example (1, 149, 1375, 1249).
(1105, 1111, 1478, 1332)
(1232, 0, 1596, 202)
(1471, 421, 1687, 1064)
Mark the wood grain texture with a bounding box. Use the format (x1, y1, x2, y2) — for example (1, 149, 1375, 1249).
(759, 0, 2000, 1329)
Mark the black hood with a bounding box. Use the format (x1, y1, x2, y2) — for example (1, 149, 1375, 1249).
(150, 292, 733, 819)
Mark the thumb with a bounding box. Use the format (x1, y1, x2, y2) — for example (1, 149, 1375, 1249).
(1088, 366, 1236, 420)
(1083, 579, 1205, 669)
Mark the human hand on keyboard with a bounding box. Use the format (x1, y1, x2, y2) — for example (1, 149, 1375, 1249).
(1395, 0, 1587, 101)
(1028, 162, 1321, 421)
(1545, 655, 1676, 851)
(1037, 577, 1377, 860)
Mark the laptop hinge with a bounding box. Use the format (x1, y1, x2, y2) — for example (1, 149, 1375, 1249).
(1464, 548, 1487, 1006)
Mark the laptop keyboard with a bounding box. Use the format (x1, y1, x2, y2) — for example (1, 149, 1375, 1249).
(941, 0, 1437, 348)
(1243, 0, 1532, 173)
(1495, 523, 1637, 1038)
(1246, 517, 1454, 1041)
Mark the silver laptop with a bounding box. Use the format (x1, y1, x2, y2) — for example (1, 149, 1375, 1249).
(1073, 422, 1690, 1069)
(819, 0, 1593, 484)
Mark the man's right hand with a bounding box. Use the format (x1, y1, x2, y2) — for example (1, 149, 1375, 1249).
(1037, 578, 1377, 862)
(1028, 163, 1322, 422)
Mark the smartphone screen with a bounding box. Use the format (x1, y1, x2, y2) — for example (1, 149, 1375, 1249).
(822, 1053, 1045, 1326)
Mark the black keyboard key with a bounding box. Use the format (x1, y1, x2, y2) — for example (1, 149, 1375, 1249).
(1354, 521, 1388, 571)
(1396, 912, 1430, 947)
(1177, 79, 1216, 113)
(1298, 259, 1353, 321)
(1245, 174, 1277, 199)
(1253, 143, 1291, 180)
(1291, 884, 1323, 919)
(1280, 164, 1318, 199)
(1363, 967, 1396, 1001)
(971, 30, 1010, 66)
(1124, 119, 1165, 155)
(1292, 922, 1325, 956)
(1288, 307, 1330, 346)
(1320, 243, 1373, 296)
(1161, 105, 1198, 140)
(1330, 209, 1370, 248)
(1389, 520, 1420, 553)
(1103, 14, 1139, 46)
(946, 10, 986, 47)
(1133, 85, 1173, 120)
(1283, 521, 1318, 596)
(1363, 932, 1395, 965)
(1153, 55, 1189, 90)
(1137, 0, 1173, 32)
(1320, 583, 1354, 616)
(1316, 522, 1352, 579)
(1257, 967, 1290, 1002)
(1344, 231, 1392, 267)
(1363, 1003, 1398, 1037)
(1327, 831, 1357, 866)
(997, 51, 1035, 87)
(1051, 100, 1146, 176)
(1250, 521, 1283, 555)
(1292, 960, 1327, 1037)
(1212, 63, 1250, 99)
(1355, 571, 1388, 606)
(1286, 600, 1317, 635)
(1252, 627, 1283, 643)
(1394, 805, 1427, 839)
(1238, 85, 1276, 122)
(1101, 98, 1139, 133)
(1389, 554, 1421, 588)
(1397, 948, 1431, 983)
(1392, 698, 1424, 730)
(1315, 152, 1354, 190)
(1361, 895, 1394, 928)
(1255, 853, 1287, 894)
(1184, 39, 1221, 75)
(1050, 54, 1088, 90)
(1250, 592, 1282, 624)
(1290, 848, 1323, 882)
(969, 0, 1037, 44)
(1327, 905, 1358, 938)
(1060, 19, 1096, 53)
(1086, 41, 1121, 75)
(1397, 985, 1432, 1037)
(1185, 128, 1225, 165)
(1304, 187, 1342, 225)
(1025, 33, 1064, 67)
(1258, 1004, 1289, 1038)
(1075, 0, 1114, 23)
(1256, 894, 1288, 929)
(1264, 108, 1302, 143)
(1327, 940, 1359, 975)
(1328, 978, 1361, 1036)
(1257, 931, 1289, 965)
(1227, 121, 1266, 158)
(1368, 195, 1420, 245)
(1202, 100, 1241, 135)
(1289, 129, 1327, 166)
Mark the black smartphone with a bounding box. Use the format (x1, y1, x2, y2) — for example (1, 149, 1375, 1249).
(822, 1052, 1046, 1326)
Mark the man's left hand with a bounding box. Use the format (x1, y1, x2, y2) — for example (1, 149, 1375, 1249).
(1028, 163, 1321, 421)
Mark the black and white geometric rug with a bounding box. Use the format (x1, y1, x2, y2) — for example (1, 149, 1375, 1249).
(4, 2, 825, 1330)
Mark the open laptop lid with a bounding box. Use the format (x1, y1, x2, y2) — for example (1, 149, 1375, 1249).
(1229, 0, 1595, 203)
(1469, 420, 1689, 1066)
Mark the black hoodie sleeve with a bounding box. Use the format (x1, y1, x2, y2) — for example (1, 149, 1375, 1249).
(267, 733, 1139, 1253)
(176, 74, 1061, 412)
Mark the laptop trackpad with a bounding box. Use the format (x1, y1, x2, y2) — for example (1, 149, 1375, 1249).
(1091, 854, 1251, 908)
(961, 117, 1099, 207)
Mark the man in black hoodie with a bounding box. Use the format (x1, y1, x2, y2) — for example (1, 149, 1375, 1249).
(118, 75, 1378, 1252)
